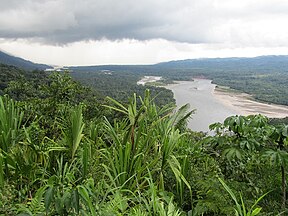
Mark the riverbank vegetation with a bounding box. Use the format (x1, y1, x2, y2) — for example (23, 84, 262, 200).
(69, 56, 288, 106)
(0, 65, 288, 215)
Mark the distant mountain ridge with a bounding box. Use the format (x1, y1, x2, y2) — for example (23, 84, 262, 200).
(0, 50, 52, 70)
(68, 55, 288, 73)
(154, 55, 288, 72)
(157, 55, 288, 64)
(1, 49, 288, 73)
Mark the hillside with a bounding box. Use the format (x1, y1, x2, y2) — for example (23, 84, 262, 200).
(155, 55, 288, 72)
(0, 64, 48, 95)
(0, 64, 26, 91)
(69, 55, 288, 73)
(0, 50, 52, 70)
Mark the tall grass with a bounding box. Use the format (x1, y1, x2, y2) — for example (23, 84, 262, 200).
(62, 105, 85, 160)
(0, 95, 24, 186)
(102, 90, 193, 213)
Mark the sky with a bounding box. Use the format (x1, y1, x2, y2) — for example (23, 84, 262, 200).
(1, 0, 288, 66)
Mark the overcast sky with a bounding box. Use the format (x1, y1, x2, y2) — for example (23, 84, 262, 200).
(0, 0, 288, 65)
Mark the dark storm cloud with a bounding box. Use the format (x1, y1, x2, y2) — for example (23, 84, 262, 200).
(0, 0, 288, 45)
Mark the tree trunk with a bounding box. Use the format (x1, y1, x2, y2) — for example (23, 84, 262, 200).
(281, 164, 286, 211)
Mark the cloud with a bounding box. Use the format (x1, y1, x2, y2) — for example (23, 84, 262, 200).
(0, 0, 288, 47)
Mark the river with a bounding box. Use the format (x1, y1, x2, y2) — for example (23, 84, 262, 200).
(166, 79, 241, 132)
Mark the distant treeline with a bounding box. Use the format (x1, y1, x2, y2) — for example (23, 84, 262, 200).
(0, 63, 175, 109)
(69, 69, 175, 107)
(69, 56, 288, 106)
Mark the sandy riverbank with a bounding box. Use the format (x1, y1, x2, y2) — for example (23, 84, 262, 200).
(137, 76, 162, 85)
(166, 79, 287, 132)
(213, 87, 288, 118)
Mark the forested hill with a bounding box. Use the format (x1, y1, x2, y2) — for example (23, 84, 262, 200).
(0, 64, 26, 91)
(0, 64, 48, 95)
(0, 50, 52, 70)
(68, 55, 288, 78)
(155, 55, 288, 72)
(69, 55, 288, 73)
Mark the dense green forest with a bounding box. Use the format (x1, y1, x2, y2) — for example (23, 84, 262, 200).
(70, 70, 174, 107)
(0, 64, 48, 96)
(70, 56, 288, 105)
(0, 64, 174, 109)
(0, 64, 288, 215)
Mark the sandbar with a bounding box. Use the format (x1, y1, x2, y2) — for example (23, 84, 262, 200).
(213, 87, 288, 118)
(137, 76, 162, 85)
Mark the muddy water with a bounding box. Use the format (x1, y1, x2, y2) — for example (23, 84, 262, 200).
(166, 79, 241, 132)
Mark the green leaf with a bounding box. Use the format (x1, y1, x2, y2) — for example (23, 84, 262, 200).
(251, 207, 262, 216)
(44, 187, 54, 212)
(103, 96, 128, 114)
(0, 152, 4, 188)
(282, 126, 288, 137)
(78, 185, 96, 216)
(218, 178, 242, 215)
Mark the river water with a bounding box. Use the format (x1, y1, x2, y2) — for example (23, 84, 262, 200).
(166, 79, 241, 132)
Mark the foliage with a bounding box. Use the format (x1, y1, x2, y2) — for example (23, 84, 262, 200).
(0, 66, 287, 215)
(218, 178, 267, 216)
(70, 69, 175, 108)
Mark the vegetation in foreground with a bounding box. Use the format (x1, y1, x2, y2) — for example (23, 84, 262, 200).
(0, 70, 287, 215)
